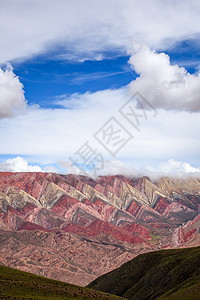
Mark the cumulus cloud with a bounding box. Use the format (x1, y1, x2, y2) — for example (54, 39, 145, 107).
(157, 159, 200, 174)
(0, 156, 42, 172)
(145, 159, 200, 179)
(1, 0, 200, 62)
(0, 64, 26, 118)
(128, 45, 200, 112)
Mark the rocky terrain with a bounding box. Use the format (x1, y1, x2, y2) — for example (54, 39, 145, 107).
(0, 172, 199, 286)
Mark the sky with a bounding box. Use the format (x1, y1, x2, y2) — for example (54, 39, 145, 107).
(0, 0, 200, 177)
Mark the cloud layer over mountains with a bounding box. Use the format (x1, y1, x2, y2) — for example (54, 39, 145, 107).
(0, 156, 199, 179)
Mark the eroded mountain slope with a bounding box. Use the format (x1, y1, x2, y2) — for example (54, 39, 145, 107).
(0, 172, 199, 286)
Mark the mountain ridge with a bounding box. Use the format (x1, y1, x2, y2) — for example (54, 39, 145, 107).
(88, 246, 200, 300)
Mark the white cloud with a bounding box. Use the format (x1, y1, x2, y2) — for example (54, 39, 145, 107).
(0, 156, 42, 172)
(59, 159, 137, 177)
(157, 159, 200, 174)
(0, 1, 199, 176)
(0, 70, 199, 170)
(1, 0, 200, 63)
(93, 159, 200, 178)
(145, 159, 200, 179)
(128, 45, 200, 112)
(0, 156, 199, 178)
(59, 160, 85, 175)
(0, 91, 199, 169)
(0, 64, 26, 118)
(58, 158, 200, 178)
(93, 160, 137, 177)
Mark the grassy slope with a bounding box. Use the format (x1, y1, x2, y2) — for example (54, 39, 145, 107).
(0, 265, 125, 300)
(88, 246, 200, 300)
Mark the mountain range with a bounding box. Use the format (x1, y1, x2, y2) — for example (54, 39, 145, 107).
(0, 172, 199, 286)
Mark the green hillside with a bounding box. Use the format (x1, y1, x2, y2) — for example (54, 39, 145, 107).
(0, 265, 125, 299)
(88, 246, 200, 300)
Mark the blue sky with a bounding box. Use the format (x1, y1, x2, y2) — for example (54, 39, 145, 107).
(0, 0, 199, 176)
(9, 38, 200, 110)
(11, 55, 136, 108)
